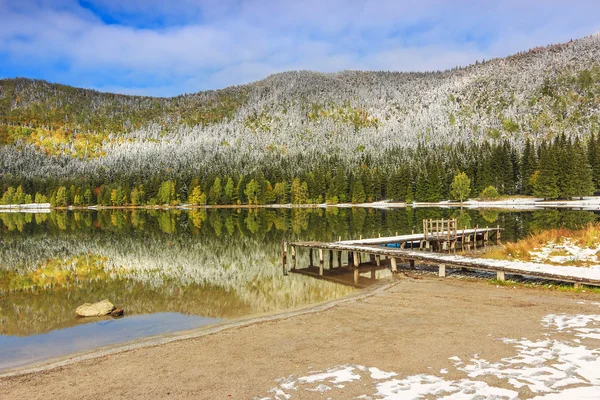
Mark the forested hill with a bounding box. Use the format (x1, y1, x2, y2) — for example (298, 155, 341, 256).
(1, 34, 600, 207)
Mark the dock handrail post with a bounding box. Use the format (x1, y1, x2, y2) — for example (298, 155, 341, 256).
(282, 241, 288, 275)
(319, 249, 324, 276)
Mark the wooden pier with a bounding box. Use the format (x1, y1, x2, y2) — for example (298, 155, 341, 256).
(282, 220, 600, 288)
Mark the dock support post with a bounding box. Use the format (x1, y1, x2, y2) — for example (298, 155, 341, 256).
(353, 252, 360, 267)
(391, 257, 398, 272)
(291, 246, 296, 270)
(309, 249, 314, 267)
(329, 250, 334, 269)
(409, 259, 415, 269)
(376, 255, 381, 267)
(438, 264, 446, 277)
(574, 282, 583, 289)
(319, 249, 324, 275)
(282, 241, 287, 275)
(496, 271, 506, 281)
(337, 251, 342, 268)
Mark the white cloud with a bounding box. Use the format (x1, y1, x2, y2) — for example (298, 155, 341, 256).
(1, 0, 599, 96)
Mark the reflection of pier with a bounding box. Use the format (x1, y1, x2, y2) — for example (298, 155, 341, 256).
(290, 265, 392, 289)
(283, 219, 600, 288)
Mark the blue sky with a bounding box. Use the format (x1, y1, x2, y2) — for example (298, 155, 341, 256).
(1, 0, 599, 97)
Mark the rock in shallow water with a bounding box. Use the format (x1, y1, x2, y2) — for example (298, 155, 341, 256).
(75, 300, 115, 317)
(111, 307, 124, 317)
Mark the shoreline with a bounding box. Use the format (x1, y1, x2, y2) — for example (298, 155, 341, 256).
(0, 280, 396, 379)
(4, 196, 600, 212)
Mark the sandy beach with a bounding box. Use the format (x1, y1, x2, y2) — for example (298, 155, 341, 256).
(2, 275, 600, 399)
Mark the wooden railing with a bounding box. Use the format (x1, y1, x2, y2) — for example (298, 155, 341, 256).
(423, 218, 457, 241)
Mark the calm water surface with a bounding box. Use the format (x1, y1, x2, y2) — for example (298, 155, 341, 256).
(0, 207, 597, 370)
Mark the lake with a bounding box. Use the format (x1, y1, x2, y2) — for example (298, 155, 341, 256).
(0, 207, 598, 371)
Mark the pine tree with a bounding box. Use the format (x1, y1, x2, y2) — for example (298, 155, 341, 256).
(244, 179, 260, 204)
(533, 144, 559, 200)
(208, 177, 222, 205)
(573, 138, 595, 199)
(290, 178, 309, 204)
(520, 139, 537, 195)
(223, 177, 235, 204)
(351, 178, 366, 203)
(415, 170, 427, 202)
(556, 134, 575, 199)
(588, 132, 600, 193)
(425, 163, 442, 202)
(84, 188, 92, 205)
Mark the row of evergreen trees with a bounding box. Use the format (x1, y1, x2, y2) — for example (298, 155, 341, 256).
(1, 135, 598, 206)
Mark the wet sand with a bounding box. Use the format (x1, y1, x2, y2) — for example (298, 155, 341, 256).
(2, 276, 599, 399)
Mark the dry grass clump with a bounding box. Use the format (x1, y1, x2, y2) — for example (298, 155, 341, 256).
(483, 223, 600, 263)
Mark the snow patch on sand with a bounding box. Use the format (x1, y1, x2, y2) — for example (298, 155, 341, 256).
(261, 312, 600, 399)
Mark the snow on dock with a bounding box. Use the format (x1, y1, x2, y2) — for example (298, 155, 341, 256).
(283, 219, 600, 288)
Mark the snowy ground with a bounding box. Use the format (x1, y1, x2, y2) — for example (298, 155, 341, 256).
(259, 303, 600, 399)
(529, 238, 600, 267)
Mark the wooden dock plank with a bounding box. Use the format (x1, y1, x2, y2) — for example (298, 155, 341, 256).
(337, 228, 498, 245)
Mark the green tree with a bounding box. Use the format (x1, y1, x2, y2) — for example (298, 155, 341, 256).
(223, 177, 235, 204)
(14, 186, 25, 204)
(1, 186, 15, 204)
(83, 188, 92, 205)
(157, 180, 177, 205)
(450, 171, 471, 202)
(351, 178, 366, 204)
(188, 185, 207, 205)
(244, 179, 260, 205)
(55, 186, 68, 207)
(291, 178, 309, 204)
(520, 139, 537, 195)
(34, 193, 47, 203)
(533, 144, 559, 200)
(573, 138, 595, 199)
(209, 177, 222, 205)
(273, 181, 289, 204)
(479, 185, 500, 200)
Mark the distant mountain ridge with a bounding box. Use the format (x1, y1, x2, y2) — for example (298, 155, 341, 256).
(2, 34, 600, 147)
(1, 34, 600, 203)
